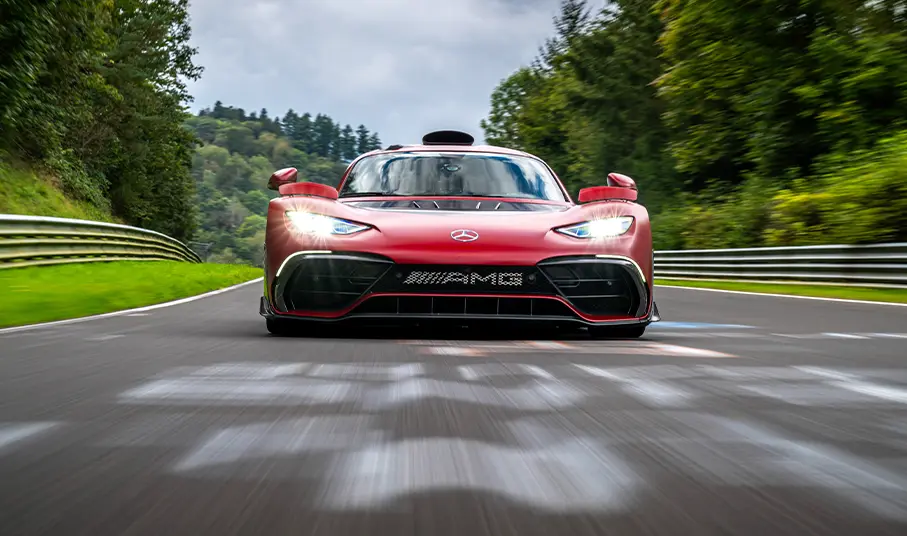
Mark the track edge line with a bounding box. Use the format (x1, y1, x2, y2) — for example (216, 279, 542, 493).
(655, 284, 907, 307)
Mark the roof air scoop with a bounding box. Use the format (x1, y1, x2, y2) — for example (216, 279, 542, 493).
(422, 130, 475, 146)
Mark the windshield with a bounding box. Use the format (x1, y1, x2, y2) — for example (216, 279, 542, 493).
(338, 152, 568, 201)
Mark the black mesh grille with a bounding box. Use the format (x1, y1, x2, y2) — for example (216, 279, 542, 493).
(280, 257, 390, 311)
(539, 260, 643, 316)
(351, 296, 576, 318)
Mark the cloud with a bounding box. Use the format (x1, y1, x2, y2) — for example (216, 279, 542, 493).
(185, 0, 562, 145)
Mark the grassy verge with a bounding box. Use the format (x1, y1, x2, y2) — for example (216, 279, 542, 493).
(0, 261, 261, 328)
(655, 278, 907, 304)
(0, 158, 117, 223)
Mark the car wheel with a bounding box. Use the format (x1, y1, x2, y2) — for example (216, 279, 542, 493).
(266, 318, 295, 336)
(588, 325, 647, 339)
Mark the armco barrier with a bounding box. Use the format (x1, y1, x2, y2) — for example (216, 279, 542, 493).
(654, 243, 907, 287)
(0, 214, 202, 269)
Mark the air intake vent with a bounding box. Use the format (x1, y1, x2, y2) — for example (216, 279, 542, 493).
(422, 130, 475, 146)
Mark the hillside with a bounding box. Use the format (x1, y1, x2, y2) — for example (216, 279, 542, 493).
(1, 1, 201, 241)
(184, 103, 382, 266)
(0, 158, 117, 223)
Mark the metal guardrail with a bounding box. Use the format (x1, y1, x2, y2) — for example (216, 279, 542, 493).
(654, 242, 907, 287)
(0, 214, 202, 269)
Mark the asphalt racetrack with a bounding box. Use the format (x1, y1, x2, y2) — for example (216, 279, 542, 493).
(2, 282, 907, 535)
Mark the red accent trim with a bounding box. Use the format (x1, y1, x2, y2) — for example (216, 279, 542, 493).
(279, 181, 339, 199)
(578, 186, 638, 203)
(275, 292, 650, 323)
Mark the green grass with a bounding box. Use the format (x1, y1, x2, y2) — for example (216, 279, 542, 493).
(0, 159, 117, 223)
(655, 278, 907, 304)
(0, 261, 261, 328)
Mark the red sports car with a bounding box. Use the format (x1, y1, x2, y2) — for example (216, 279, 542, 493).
(260, 130, 660, 338)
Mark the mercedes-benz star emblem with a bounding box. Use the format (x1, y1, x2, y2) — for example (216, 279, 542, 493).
(450, 229, 479, 242)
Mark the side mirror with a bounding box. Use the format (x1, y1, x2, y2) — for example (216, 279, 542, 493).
(267, 167, 298, 190)
(578, 172, 639, 203)
(607, 172, 637, 190)
(278, 181, 339, 200)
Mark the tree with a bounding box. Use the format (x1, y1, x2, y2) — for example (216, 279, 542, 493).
(312, 114, 335, 157)
(292, 112, 313, 153)
(480, 67, 538, 148)
(537, 0, 592, 71)
(282, 109, 298, 139)
(367, 132, 381, 151)
(655, 0, 907, 187)
(356, 124, 371, 154)
(340, 124, 357, 160)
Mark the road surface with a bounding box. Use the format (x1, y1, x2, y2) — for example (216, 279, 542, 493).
(2, 282, 907, 535)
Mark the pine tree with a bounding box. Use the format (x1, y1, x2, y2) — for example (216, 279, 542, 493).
(356, 124, 371, 154)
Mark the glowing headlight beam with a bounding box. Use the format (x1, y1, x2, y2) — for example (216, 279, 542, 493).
(285, 211, 371, 237)
(555, 217, 634, 239)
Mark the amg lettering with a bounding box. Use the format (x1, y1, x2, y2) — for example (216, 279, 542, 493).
(442, 272, 469, 284)
(470, 273, 496, 285)
(402, 271, 523, 287)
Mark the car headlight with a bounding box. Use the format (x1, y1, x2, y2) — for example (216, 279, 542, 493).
(555, 216, 634, 239)
(285, 211, 371, 236)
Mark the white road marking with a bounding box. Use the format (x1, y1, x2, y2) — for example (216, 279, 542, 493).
(85, 334, 124, 341)
(426, 347, 486, 356)
(0, 422, 60, 451)
(457, 365, 479, 380)
(788, 366, 907, 405)
(174, 417, 383, 471)
(118, 378, 358, 406)
(684, 415, 907, 519)
(322, 437, 639, 512)
(0, 278, 263, 334)
(422, 341, 737, 357)
(190, 363, 309, 379)
(455, 363, 554, 381)
(522, 364, 555, 380)
(308, 363, 424, 381)
(650, 343, 735, 358)
(865, 333, 907, 339)
(574, 365, 693, 407)
(823, 332, 869, 339)
(526, 341, 574, 349)
(831, 381, 907, 404)
(363, 378, 586, 410)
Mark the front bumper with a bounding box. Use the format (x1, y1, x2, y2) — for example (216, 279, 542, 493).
(262, 252, 657, 327)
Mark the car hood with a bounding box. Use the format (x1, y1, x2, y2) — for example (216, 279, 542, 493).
(267, 194, 652, 271)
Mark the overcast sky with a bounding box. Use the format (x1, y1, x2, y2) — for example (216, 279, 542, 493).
(185, 0, 566, 145)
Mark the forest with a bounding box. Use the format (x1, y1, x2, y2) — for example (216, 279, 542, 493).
(185, 103, 382, 265)
(481, 0, 907, 249)
(0, 0, 381, 266)
(1, 0, 202, 240)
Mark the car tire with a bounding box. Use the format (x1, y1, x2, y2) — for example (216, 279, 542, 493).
(588, 325, 647, 339)
(265, 318, 295, 336)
